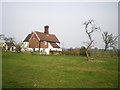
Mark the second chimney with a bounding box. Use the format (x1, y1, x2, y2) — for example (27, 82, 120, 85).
(44, 25, 49, 34)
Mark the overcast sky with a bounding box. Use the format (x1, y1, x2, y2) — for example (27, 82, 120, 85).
(1, 2, 118, 49)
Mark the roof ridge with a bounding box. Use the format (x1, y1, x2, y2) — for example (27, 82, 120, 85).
(34, 31, 55, 35)
(24, 31, 60, 43)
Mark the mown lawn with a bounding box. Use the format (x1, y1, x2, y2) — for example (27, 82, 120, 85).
(2, 51, 118, 88)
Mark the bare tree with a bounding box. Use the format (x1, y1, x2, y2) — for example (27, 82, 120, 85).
(102, 32, 119, 51)
(3, 36, 15, 42)
(0, 34, 5, 43)
(83, 20, 100, 61)
(7, 37, 15, 42)
(0, 34, 16, 43)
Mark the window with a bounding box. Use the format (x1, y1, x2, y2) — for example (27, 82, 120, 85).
(43, 41, 47, 45)
(33, 37, 36, 39)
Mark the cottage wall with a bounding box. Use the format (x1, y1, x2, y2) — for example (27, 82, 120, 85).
(40, 41, 48, 48)
(29, 33, 39, 48)
(29, 33, 49, 48)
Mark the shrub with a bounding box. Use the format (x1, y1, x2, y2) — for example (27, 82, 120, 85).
(62, 48, 80, 56)
(90, 50, 118, 58)
(80, 46, 86, 56)
(15, 45, 21, 52)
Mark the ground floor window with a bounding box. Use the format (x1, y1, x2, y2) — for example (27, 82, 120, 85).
(33, 48, 35, 52)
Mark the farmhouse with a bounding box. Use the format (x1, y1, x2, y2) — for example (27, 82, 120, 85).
(2, 42, 16, 52)
(21, 25, 62, 54)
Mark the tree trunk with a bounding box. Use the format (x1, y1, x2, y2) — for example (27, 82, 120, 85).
(104, 44, 108, 52)
(104, 48, 107, 52)
(86, 49, 89, 61)
(86, 40, 93, 61)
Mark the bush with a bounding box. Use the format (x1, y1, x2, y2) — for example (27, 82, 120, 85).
(62, 48, 80, 56)
(62, 47, 118, 57)
(80, 46, 86, 56)
(15, 45, 21, 52)
(90, 50, 118, 58)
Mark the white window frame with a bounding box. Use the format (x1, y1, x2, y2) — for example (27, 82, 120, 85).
(43, 41, 47, 45)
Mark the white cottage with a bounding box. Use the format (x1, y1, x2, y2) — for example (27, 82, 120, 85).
(21, 25, 62, 54)
(2, 42, 16, 52)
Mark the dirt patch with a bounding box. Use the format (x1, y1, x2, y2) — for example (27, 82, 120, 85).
(79, 68, 97, 72)
(71, 68, 118, 73)
(71, 68, 97, 72)
(90, 60, 106, 63)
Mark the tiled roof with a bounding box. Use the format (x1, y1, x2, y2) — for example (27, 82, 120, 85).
(23, 34, 32, 42)
(5, 42, 15, 46)
(35, 31, 60, 43)
(50, 43, 60, 48)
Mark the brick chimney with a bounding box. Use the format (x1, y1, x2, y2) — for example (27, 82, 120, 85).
(44, 25, 49, 34)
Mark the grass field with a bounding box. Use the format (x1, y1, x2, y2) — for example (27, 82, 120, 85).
(2, 51, 118, 88)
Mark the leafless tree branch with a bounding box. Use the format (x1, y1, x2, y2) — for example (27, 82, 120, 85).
(83, 20, 100, 61)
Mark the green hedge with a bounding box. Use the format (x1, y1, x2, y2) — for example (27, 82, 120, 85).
(62, 48, 118, 58)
